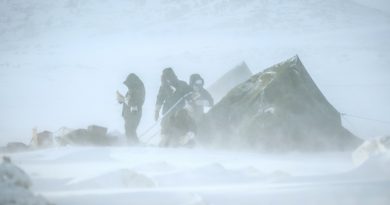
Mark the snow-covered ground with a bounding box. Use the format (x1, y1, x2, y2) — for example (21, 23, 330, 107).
(2, 146, 389, 205)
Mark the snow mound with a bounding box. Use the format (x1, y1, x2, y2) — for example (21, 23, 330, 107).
(155, 162, 289, 187)
(239, 166, 265, 176)
(352, 135, 390, 166)
(156, 163, 240, 186)
(239, 166, 290, 182)
(0, 157, 31, 188)
(132, 161, 177, 175)
(184, 193, 210, 205)
(345, 135, 390, 180)
(0, 183, 51, 205)
(350, 152, 390, 179)
(0, 156, 51, 205)
(67, 169, 156, 189)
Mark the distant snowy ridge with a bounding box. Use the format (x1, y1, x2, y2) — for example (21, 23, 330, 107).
(352, 0, 390, 14)
(1, 0, 389, 41)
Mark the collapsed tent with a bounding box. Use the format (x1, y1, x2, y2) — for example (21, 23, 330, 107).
(204, 56, 362, 151)
(208, 62, 253, 103)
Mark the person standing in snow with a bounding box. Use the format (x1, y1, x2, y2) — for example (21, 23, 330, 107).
(187, 73, 214, 122)
(117, 73, 145, 145)
(155, 68, 195, 147)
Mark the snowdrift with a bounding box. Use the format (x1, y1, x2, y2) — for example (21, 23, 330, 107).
(4, 146, 390, 205)
(350, 152, 390, 179)
(66, 169, 156, 189)
(205, 56, 362, 151)
(352, 135, 390, 166)
(0, 156, 52, 205)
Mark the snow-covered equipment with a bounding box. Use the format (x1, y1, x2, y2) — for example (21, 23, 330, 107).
(57, 125, 113, 146)
(30, 128, 53, 148)
(5, 142, 29, 152)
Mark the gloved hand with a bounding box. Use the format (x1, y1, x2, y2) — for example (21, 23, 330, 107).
(130, 106, 138, 112)
(116, 91, 125, 104)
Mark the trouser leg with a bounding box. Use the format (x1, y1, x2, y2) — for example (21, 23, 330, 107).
(124, 110, 142, 144)
(159, 113, 174, 147)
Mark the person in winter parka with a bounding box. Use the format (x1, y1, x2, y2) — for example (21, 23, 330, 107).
(155, 68, 195, 147)
(118, 73, 145, 144)
(188, 73, 214, 121)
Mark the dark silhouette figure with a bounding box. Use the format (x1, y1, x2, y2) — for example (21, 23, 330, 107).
(155, 68, 195, 147)
(119, 73, 145, 145)
(188, 73, 214, 122)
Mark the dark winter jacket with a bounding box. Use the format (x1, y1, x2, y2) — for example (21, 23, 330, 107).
(122, 73, 145, 118)
(189, 74, 214, 114)
(156, 68, 192, 115)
